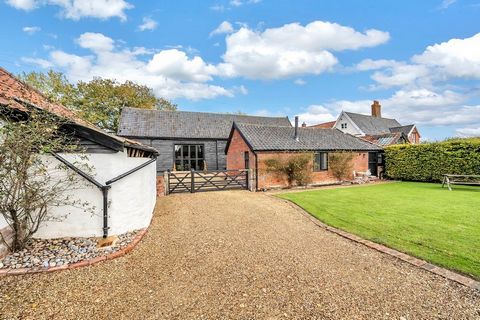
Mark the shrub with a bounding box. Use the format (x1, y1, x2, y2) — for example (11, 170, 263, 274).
(328, 152, 355, 181)
(385, 138, 480, 182)
(264, 154, 312, 187)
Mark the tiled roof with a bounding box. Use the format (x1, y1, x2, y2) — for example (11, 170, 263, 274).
(232, 123, 382, 151)
(345, 112, 401, 135)
(361, 133, 406, 147)
(308, 121, 336, 129)
(118, 107, 292, 139)
(0, 67, 156, 154)
(390, 124, 415, 136)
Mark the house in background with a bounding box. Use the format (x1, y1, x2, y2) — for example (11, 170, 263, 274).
(0, 67, 158, 257)
(226, 117, 382, 190)
(117, 107, 292, 174)
(311, 101, 420, 147)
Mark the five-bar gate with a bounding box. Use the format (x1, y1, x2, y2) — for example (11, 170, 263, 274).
(166, 169, 249, 194)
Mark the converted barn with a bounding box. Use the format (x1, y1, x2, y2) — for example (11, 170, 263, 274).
(117, 107, 292, 174)
(0, 68, 158, 257)
(226, 117, 382, 190)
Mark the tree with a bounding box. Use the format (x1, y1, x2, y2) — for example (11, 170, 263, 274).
(0, 110, 91, 252)
(19, 70, 77, 107)
(19, 71, 177, 133)
(328, 152, 355, 181)
(264, 154, 312, 187)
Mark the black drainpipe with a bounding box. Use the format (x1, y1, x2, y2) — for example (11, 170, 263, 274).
(52, 153, 157, 238)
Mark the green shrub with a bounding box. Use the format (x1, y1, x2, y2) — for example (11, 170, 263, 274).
(385, 138, 480, 182)
(264, 154, 312, 186)
(328, 152, 355, 181)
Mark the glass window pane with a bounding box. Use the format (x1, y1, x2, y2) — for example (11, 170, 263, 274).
(321, 153, 328, 170)
(182, 146, 189, 158)
(197, 145, 204, 159)
(198, 160, 204, 170)
(175, 145, 182, 158)
(190, 145, 197, 159)
(183, 160, 189, 170)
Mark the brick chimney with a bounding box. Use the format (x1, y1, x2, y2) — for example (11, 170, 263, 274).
(371, 100, 381, 118)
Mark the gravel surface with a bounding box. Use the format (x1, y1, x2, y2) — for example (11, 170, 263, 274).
(0, 231, 138, 270)
(0, 191, 479, 319)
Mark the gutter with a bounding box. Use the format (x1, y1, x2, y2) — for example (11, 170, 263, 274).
(52, 153, 157, 238)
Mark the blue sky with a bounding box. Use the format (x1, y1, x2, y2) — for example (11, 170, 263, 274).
(1, 0, 479, 140)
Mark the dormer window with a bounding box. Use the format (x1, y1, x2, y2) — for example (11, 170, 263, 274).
(341, 123, 348, 129)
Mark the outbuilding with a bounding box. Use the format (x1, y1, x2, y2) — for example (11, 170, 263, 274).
(0, 67, 158, 257)
(226, 117, 382, 190)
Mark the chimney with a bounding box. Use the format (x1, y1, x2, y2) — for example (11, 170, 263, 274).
(294, 116, 299, 141)
(301, 122, 307, 128)
(371, 100, 382, 118)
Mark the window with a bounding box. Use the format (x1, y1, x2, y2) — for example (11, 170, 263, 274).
(313, 152, 328, 171)
(341, 123, 348, 129)
(244, 151, 250, 169)
(174, 144, 204, 171)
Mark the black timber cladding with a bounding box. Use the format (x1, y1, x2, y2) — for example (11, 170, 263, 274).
(118, 108, 292, 173)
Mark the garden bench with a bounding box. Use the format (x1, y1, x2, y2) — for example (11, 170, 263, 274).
(441, 174, 480, 191)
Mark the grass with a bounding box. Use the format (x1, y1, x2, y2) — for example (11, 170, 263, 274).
(277, 182, 480, 279)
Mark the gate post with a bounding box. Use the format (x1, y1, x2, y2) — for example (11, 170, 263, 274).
(190, 169, 195, 193)
(164, 170, 169, 196)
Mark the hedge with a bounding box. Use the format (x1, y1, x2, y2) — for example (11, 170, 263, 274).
(384, 138, 480, 182)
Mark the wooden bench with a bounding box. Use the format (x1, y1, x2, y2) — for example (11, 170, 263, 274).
(442, 174, 480, 191)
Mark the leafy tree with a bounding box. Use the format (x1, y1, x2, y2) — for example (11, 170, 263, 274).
(0, 110, 91, 251)
(19, 71, 177, 133)
(19, 70, 77, 107)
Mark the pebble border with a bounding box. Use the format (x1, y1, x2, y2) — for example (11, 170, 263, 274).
(283, 199, 480, 292)
(0, 229, 147, 277)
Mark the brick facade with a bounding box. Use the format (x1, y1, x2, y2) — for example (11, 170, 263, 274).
(226, 128, 370, 190)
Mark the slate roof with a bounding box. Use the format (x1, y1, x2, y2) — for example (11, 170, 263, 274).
(345, 112, 401, 135)
(390, 124, 415, 136)
(0, 67, 156, 155)
(230, 123, 382, 152)
(118, 107, 292, 139)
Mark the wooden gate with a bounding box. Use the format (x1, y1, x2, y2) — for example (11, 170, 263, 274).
(166, 170, 249, 194)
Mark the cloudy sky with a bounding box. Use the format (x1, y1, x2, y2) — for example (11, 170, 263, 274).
(1, 0, 479, 140)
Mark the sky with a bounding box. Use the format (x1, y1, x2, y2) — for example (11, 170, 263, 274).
(0, 0, 479, 140)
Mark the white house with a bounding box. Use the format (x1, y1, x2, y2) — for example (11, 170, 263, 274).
(0, 67, 158, 257)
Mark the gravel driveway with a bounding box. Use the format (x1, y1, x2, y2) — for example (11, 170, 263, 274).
(1, 191, 479, 319)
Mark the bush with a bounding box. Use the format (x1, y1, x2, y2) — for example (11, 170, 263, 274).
(328, 152, 355, 181)
(264, 154, 312, 186)
(385, 138, 480, 182)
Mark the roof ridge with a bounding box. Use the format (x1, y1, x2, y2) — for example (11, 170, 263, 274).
(124, 107, 289, 120)
(344, 111, 398, 121)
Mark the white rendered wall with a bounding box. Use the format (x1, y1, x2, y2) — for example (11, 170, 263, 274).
(35, 151, 157, 238)
(334, 113, 363, 136)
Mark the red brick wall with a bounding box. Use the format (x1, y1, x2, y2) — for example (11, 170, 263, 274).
(409, 128, 421, 144)
(256, 151, 369, 190)
(156, 176, 165, 197)
(226, 129, 256, 171)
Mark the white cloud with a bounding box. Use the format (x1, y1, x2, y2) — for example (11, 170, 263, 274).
(210, 21, 234, 36)
(230, 0, 261, 6)
(297, 105, 336, 125)
(362, 33, 480, 89)
(6, 0, 36, 10)
(412, 33, 480, 79)
(219, 21, 389, 79)
(294, 79, 306, 85)
(24, 32, 233, 100)
(138, 17, 158, 31)
(456, 127, 480, 137)
(439, 0, 456, 9)
(22, 26, 41, 35)
(21, 57, 53, 68)
(6, 0, 133, 20)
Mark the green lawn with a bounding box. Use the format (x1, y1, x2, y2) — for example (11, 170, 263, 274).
(278, 182, 480, 279)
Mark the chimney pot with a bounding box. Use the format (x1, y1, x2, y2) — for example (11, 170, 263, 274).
(294, 116, 299, 141)
(301, 122, 307, 128)
(371, 100, 382, 118)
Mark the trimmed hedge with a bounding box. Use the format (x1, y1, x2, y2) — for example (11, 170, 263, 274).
(385, 138, 480, 182)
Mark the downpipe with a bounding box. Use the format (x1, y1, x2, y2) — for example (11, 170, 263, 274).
(52, 153, 157, 238)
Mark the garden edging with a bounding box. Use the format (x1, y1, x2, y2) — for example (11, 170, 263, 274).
(280, 198, 480, 292)
(0, 229, 147, 277)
